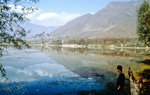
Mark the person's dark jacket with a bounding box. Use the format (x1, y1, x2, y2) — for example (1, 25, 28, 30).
(117, 73, 125, 88)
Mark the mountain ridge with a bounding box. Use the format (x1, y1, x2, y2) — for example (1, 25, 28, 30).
(50, 1, 141, 39)
(21, 22, 59, 39)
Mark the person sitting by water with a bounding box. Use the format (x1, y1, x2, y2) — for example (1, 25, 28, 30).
(116, 65, 125, 95)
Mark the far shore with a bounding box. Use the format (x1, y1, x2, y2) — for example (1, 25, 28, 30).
(30, 43, 150, 50)
(1, 42, 150, 50)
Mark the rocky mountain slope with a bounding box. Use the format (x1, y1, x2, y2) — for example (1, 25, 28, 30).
(50, 1, 141, 39)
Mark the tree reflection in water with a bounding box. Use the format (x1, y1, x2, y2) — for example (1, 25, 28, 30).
(136, 58, 150, 95)
(32, 45, 149, 94)
(139, 59, 150, 65)
(0, 47, 8, 81)
(0, 64, 8, 81)
(138, 69, 150, 95)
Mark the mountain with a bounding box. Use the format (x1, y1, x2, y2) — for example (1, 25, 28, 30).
(50, 1, 141, 39)
(21, 22, 59, 39)
(50, 13, 93, 39)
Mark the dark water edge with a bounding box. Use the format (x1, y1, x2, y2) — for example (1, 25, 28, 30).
(0, 78, 130, 95)
(0, 76, 104, 95)
(0, 79, 130, 95)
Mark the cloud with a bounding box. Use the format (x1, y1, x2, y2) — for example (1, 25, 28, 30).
(36, 12, 58, 21)
(8, 4, 39, 19)
(26, 9, 41, 19)
(2, 63, 69, 82)
(31, 12, 81, 26)
(8, 4, 81, 26)
(7, 5, 81, 26)
(90, 12, 95, 15)
(8, 4, 23, 12)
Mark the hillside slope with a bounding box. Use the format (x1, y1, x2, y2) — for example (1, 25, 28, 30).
(50, 1, 140, 39)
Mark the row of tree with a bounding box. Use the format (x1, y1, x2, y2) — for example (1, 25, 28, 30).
(62, 38, 136, 45)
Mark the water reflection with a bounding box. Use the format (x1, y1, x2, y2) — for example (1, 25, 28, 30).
(0, 49, 76, 82)
(49, 46, 149, 57)
(0, 48, 106, 94)
(0, 45, 150, 95)
(37, 46, 150, 77)
(0, 64, 8, 81)
(138, 59, 150, 65)
(35, 45, 150, 94)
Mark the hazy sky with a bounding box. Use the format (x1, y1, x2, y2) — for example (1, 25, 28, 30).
(29, 0, 132, 26)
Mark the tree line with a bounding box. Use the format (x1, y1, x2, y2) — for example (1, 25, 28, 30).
(137, 0, 150, 46)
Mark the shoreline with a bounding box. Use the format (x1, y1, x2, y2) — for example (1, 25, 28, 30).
(31, 43, 150, 50)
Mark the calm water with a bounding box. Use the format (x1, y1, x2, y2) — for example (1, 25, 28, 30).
(0, 46, 150, 95)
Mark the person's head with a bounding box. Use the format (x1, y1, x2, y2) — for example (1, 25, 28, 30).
(117, 65, 123, 73)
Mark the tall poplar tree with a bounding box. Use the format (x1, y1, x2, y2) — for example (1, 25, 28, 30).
(137, 0, 150, 46)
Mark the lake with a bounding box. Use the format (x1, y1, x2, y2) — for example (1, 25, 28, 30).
(0, 46, 150, 95)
